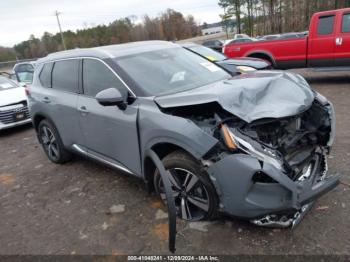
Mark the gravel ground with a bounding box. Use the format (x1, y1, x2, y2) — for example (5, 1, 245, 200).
(0, 69, 349, 255)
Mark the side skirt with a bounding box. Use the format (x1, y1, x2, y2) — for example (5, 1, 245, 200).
(71, 144, 134, 175)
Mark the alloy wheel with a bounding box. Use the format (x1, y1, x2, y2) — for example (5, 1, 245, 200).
(158, 168, 210, 221)
(40, 125, 60, 161)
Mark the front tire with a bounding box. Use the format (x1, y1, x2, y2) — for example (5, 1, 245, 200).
(154, 150, 218, 221)
(38, 119, 72, 164)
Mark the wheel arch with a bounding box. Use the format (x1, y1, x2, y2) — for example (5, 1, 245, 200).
(143, 141, 201, 193)
(245, 50, 276, 68)
(32, 113, 51, 131)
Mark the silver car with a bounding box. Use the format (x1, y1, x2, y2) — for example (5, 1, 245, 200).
(0, 76, 31, 130)
(28, 41, 339, 228)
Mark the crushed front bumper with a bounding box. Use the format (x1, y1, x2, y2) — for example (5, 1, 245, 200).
(207, 152, 339, 226)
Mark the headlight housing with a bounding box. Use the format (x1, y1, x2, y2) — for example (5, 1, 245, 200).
(221, 124, 283, 170)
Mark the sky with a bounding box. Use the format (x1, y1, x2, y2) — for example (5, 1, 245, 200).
(0, 0, 222, 47)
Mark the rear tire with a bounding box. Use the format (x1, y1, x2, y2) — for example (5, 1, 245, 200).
(38, 119, 72, 164)
(154, 150, 218, 221)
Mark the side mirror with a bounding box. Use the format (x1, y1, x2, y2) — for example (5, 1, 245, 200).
(96, 88, 126, 109)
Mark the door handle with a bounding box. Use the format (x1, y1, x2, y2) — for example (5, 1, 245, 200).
(78, 106, 89, 114)
(336, 37, 343, 46)
(42, 97, 51, 103)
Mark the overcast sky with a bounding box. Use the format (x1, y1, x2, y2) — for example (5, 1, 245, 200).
(0, 0, 222, 47)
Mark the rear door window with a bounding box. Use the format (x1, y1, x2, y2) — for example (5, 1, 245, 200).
(82, 59, 128, 97)
(342, 13, 350, 33)
(52, 60, 79, 93)
(317, 15, 335, 35)
(39, 63, 53, 88)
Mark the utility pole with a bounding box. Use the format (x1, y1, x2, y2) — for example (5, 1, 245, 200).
(55, 10, 66, 50)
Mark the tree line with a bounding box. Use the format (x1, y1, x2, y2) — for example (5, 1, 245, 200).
(219, 0, 350, 36)
(0, 9, 200, 62)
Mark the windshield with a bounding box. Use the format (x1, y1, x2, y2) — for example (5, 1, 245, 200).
(116, 47, 230, 96)
(188, 45, 227, 62)
(17, 71, 34, 83)
(0, 77, 18, 90)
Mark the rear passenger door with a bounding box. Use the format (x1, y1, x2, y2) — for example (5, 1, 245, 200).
(308, 14, 336, 67)
(77, 58, 141, 175)
(38, 59, 81, 147)
(334, 11, 350, 66)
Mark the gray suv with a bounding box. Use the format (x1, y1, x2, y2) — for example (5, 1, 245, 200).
(29, 41, 339, 227)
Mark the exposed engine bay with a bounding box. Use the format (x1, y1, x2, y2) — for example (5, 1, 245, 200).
(162, 97, 332, 172)
(154, 71, 338, 228)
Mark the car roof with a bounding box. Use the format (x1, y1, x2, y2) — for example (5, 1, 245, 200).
(37, 41, 178, 64)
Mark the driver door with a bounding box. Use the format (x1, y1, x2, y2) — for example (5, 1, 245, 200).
(77, 58, 141, 176)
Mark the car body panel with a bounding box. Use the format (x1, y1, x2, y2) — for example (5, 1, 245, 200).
(138, 97, 219, 161)
(207, 153, 339, 218)
(154, 71, 315, 123)
(216, 57, 270, 70)
(0, 85, 27, 105)
(29, 64, 82, 147)
(77, 95, 141, 175)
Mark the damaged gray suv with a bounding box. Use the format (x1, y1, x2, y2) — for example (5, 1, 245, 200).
(29, 41, 339, 228)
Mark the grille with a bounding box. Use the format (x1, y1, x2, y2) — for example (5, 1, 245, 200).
(0, 101, 30, 125)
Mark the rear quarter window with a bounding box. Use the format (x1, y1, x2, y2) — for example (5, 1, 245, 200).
(39, 63, 53, 88)
(52, 60, 79, 93)
(317, 15, 335, 35)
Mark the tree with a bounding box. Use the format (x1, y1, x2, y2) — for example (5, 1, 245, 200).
(12, 9, 202, 60)
(218, 0, 350, 36)
(219, 0, 243, 33)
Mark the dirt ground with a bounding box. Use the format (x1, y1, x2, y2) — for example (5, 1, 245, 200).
(0, 69, 349, 255)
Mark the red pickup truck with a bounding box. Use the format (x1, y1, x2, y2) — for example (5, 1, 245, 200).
(224, 8, 350, 69)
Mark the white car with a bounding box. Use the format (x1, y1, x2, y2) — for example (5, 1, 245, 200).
(12, 61, 36, 84)
(0, 76, 31, 130)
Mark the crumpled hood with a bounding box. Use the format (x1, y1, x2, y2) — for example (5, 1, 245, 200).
(0, 87, 27, 107)
(155, 71, 315, 123)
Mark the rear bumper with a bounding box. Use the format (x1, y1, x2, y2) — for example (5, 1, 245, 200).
(0, 118, 32, 130)
(207, 153, 339, 220)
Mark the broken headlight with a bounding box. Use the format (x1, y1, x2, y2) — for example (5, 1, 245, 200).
(226, 128, 284, 170)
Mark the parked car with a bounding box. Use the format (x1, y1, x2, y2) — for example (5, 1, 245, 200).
(12, 61, 36, 84)
(29, 41, 338, 231)
(224, 8, 350, 69)
(202, 39, 224, 52)
(258, 34, 281, 41)
(233, 33, 251, 39)
(225, 38, 255, 45)
(280, 32, 305, 39)
(0, 76, 31, 130)
(0, 72, 19, 83)
(182, 42, 271, 74)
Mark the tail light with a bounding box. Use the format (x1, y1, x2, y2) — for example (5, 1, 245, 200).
(24, 85, 30, 96)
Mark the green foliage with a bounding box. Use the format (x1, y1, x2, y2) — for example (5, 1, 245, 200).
(12, 9, 200, 60)
(218, 0, 350, 36)
(0, 47, 16, 62)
